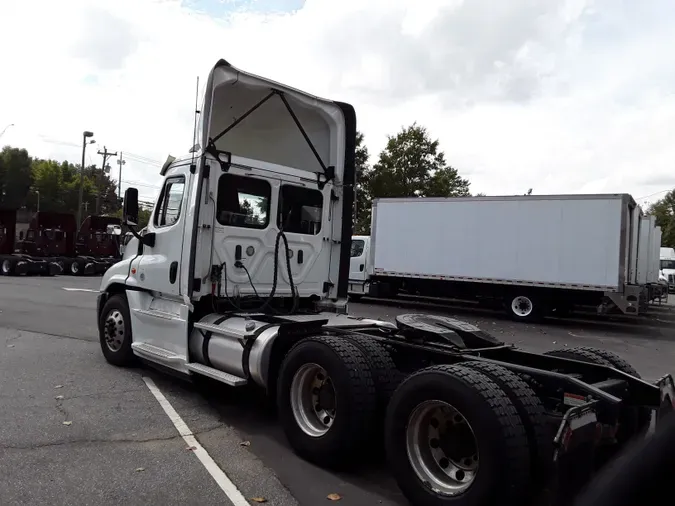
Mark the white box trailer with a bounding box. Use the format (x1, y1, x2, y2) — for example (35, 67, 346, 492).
(350, 194, 648, 319)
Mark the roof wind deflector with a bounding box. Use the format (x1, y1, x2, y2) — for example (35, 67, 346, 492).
(205, 89, 336, 188)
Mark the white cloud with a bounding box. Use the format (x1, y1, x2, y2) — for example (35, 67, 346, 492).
(1, 0, 674, 206)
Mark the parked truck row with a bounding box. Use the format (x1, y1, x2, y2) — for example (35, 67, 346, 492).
(349, 195, 668, 320)
(0, 208, 122, 276)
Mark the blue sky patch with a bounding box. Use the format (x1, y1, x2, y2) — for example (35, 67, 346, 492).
(184, 0, 306, 16)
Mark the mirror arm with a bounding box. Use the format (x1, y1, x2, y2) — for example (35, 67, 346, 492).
(127, 223, 156, 248)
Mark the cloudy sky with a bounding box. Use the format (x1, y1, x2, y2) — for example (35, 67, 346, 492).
(1, 0, 673, 207)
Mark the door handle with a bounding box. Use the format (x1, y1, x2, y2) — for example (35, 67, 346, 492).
(169, 261, 178, 284)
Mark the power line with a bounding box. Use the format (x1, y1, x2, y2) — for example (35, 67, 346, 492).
(636, 188, 673, 200)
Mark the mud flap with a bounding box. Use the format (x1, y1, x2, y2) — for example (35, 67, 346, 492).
(656, 374, 675, 423)
(547, 402, 599, 506)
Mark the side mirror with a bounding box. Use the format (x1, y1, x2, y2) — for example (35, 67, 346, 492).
(123, 188, 139, 226)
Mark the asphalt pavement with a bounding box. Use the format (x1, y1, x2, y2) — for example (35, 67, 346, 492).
(1, 275, 675, 506)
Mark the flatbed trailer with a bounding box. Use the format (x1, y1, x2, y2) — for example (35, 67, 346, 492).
(95, 59, 675, 506)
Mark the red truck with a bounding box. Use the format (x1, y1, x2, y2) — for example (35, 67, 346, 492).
(73, 215, 122, 275)
(0, 208, 60, 276)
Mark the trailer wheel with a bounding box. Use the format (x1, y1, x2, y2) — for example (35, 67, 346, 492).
(385, 364, 530, 506)
(1, 259, 15, 276)
(277, 335, 377, 468)
(98, 294, 136, 367)
(506, 294, 541, 322)
(459, 361, 553, 492)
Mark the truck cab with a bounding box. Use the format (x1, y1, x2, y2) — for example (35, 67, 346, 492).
(660, 247, 675, 293)
(16, 211, 76, 258)
(348, 235, 371, 299)
(98, 58, 356, 378)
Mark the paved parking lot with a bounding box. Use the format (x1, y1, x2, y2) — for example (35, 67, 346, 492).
(2, 275, 675, 505)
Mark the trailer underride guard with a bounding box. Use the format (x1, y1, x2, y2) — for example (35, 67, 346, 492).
(96, 59, 675, 506)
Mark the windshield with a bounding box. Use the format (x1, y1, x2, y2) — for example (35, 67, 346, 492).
(351, 239, 365, 257)
(661, 260, 675, 270)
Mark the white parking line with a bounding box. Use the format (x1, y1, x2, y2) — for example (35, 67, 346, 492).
(62, 288, 99, 293)
(142, 376, 250, 506)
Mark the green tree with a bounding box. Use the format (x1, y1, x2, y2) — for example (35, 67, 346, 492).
(27, 157, 121, 217)
(369, 123, 470, 199)
(648, 190, 675, 247)
(112, 205, 152, 229)
(353, 131, 372, 235)
(0, 146, 33, 209)
(354, 124, 471, 234)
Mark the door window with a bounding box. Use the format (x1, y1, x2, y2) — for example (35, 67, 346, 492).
(217, 174, 271, 229)
(277, 184, 323, 235)
(154, 176, 186, 228)
(351, 239, 365, 257)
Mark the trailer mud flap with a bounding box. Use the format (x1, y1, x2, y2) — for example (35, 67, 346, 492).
(547, 402, 599, 506)
(656, 374, 675, 422)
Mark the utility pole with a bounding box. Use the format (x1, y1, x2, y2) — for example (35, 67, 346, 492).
(117, 152, 126, 199)
(96, 146, 117, 215)
(78, 131, 95, 227)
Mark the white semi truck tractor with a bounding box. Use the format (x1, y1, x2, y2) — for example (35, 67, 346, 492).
(97, 59, 675, 506)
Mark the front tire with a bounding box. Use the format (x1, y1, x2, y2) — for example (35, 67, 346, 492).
(276, 335, 377, 469)
(385, 364, 531, 506)
(70, 259, 82, 276)
(98, 294, 136, 367)
(1, 258, 15, 276)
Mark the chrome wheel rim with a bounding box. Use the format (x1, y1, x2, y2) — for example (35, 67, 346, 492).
(511, 296, 533, 317)
(1, 260, 10, 274)
(406, 400, 479, 496)
(71, 262, 79, 274)
(103, 309, 125, 352)
(290, 363, 336, 437)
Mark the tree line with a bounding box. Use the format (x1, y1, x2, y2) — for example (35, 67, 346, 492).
(5, 125, 671, 246)
(0, 145, 121, 217)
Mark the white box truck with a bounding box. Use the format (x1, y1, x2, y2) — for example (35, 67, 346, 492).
(350, 194, 652, 320)
(96, 58, 675, 506)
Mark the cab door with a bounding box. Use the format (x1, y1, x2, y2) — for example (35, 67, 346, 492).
(127, 165, 191, 369)
(137, 172, 188, 297)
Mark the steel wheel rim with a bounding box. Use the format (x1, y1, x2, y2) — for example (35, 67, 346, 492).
(290, 363, 336, 437)
(406, 400, 479, 496)
(103, 309, 125, 352)
(1, 260, 10, 274)
(71, 262, 79, 274)
(511, 296, 533, 317)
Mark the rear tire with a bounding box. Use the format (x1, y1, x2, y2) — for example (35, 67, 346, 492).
(276, 335, 377, 469)
(98, 294, 136, 367)
(459, 361, 553, 493)
(385, 364, 531, 506)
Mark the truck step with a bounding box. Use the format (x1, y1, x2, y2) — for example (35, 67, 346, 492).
(186, 363, 248, 387)
(131, 343, 183, 363)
